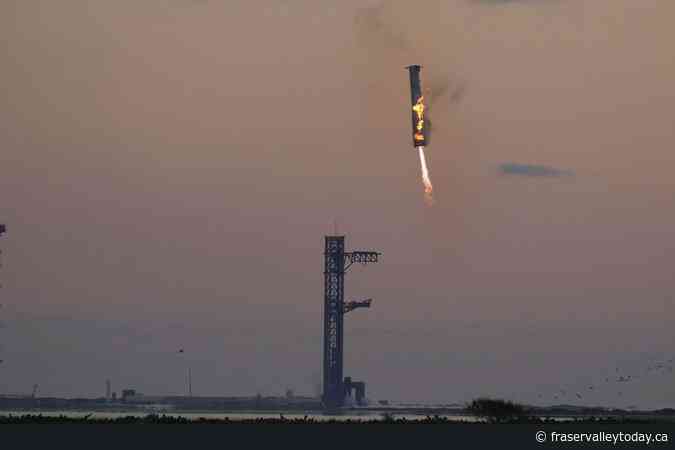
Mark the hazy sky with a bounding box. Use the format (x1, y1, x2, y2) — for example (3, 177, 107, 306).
(1, 1, 675, 408)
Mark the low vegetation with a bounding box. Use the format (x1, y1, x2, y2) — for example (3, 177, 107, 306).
(0, 412, 673, 424)
(466, 398, 528, 423)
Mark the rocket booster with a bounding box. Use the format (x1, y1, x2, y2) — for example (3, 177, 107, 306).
(406, 65, 427, 148)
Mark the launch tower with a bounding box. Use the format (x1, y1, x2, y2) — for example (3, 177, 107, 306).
(322, 235, 380, 408)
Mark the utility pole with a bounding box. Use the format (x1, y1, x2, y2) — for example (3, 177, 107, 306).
(0, 224, 5, 289)
(188, 367, 192, 397)
(178, 349, 192, 397)
(0, 225, 5, 392)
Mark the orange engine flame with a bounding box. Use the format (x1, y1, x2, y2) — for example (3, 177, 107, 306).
(412, 96, 425, 133)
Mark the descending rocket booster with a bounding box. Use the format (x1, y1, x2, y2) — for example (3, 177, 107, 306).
(406, 65, 427, 147)
(406, 65, 433, 203)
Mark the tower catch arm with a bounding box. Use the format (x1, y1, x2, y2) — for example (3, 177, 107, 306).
(344, 251, 380, 271)
(344, 298, 372, 314)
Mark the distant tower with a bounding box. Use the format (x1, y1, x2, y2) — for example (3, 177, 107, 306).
(322, 235, 380, 408)
(106, 379, 111, 400)
(188, 368, 192, 397)
(0, 225, 5, 385)
(0, 224, 5, 289)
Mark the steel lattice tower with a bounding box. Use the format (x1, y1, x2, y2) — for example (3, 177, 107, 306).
(323, 235, 380, 408)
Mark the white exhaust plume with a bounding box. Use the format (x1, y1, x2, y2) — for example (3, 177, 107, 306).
(417, 145, 434, 205)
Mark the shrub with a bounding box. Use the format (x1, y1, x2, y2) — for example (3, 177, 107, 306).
(467, 398, 527, 423)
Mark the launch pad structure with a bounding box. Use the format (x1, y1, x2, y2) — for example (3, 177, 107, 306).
(322, 235, 380, 408)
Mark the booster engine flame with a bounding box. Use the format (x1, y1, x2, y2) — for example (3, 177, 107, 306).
(417, 146, 434, 205)
(413, 96, 426, 143)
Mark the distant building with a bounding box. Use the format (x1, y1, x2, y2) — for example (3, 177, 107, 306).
(121, 389, 137, 401)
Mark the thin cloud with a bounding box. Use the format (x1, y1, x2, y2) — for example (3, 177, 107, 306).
(498, 163, 573, 177)
(472, 0, 556, 4)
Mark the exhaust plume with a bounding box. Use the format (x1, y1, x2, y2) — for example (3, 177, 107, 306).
(418, 146, 434, 205)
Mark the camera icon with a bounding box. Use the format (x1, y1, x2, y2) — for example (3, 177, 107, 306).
(536, 431, 547, 443)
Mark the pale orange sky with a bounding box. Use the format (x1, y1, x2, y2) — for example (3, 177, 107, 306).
(1, 1, 674, 408)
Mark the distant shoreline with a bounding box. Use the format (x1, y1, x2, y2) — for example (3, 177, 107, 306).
(2, 395, 674, 423)
(2, 412, 675, 424)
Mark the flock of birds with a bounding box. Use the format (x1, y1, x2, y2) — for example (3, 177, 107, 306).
(538, 355, 675, 404)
